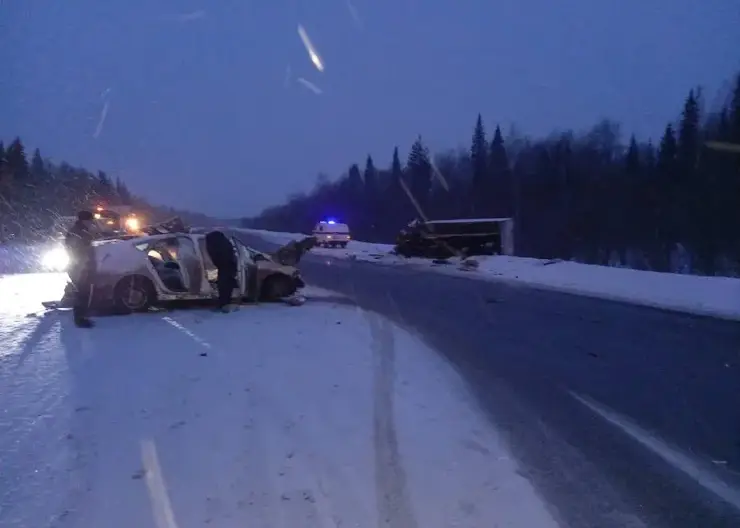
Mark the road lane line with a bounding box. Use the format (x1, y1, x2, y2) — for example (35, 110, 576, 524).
(162, 316, 212, 350)
(141, 439, 180, 528)
(570, 391, 740, 512)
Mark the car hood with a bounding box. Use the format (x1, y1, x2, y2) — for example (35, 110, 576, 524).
(270, 236, 317, 266)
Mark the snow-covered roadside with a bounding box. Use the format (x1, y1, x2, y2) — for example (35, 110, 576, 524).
(0, 272, 559, 528)
(0, 243, 52, 274)
(239, 228, 740, 321)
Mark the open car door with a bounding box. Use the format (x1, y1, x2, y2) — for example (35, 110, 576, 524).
(142, 237, 195, 294)
(270, 236, 317, 266)
(175, 235, 205, 294)
(231, 236, 252, 298)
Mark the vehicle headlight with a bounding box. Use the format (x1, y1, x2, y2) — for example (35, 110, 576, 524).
(42, 247, 70, 271)
(125, 217, 140, 231)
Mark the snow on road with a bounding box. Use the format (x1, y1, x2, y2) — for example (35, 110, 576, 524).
(0, 271, 559, 527)
(240, 228, 740, 321)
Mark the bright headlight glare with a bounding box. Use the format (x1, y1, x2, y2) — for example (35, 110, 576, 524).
(43, 248, 69, 271)
(125, 217, 140, 231)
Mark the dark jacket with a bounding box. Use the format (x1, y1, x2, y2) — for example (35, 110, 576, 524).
(205, 230, 237, 272)
(64, 221, 96, 273)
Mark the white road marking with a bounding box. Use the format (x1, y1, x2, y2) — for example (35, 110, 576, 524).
(141, 439, 180, 528)
(162, 316, 212, 349)
(570, 391, 740, 512)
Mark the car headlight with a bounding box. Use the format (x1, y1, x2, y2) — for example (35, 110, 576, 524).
(125, 217, 140, 231)
(42, 247, 70, 271)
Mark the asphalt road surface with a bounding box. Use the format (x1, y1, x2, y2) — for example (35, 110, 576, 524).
(233, 230, 740, 528)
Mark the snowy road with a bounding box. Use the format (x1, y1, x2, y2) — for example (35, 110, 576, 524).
(0, 271, 559, 528)
(235, 230, 740, 528)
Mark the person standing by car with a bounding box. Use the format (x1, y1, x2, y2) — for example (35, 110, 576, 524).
(205, 230, 238, 312)
(65, 210, 97, 328)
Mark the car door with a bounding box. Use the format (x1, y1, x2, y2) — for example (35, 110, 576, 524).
(142, 238, 189, 293)
(175, 235, 205, 295)
(231, 236, 251, 298)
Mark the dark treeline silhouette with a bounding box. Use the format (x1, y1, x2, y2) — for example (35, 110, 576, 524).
(0, 138, 213, 242)
(245, 72, 740, 276)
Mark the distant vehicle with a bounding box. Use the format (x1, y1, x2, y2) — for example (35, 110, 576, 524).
(312, 220, 351, 248)
(43, 233, 305, 313)
(93, 205, 143, 237)
(395, 217, 514, 258)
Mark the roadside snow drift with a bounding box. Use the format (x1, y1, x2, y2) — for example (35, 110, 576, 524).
(240, 228, 740, 321)
(0, 273, 558, 528)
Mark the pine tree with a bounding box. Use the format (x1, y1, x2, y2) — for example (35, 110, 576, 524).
(30, 148, 45, 181)
(390, 146, 403, 204)
(363, 155, 379, 239)
(489, 125, 511, 217)
(652, 124, 678, 269)
(383, 146, 406, 230)
(677, 90, 701, 177)
(470, 114, 487, 216)
(391, 147, 402, 183)
(624, 135, 640, 175)
(406, 136, 432, 216)
(363, 155, 377, 199)
(657, 124, 677, 176)
(5, 137, 29, 183)
(347, 164, 363, 194)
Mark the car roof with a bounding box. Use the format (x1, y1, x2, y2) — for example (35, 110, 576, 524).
(316, 221, 349, 230)
(131, 232, 204, 245)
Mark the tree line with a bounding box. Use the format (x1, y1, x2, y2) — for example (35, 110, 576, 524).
(245, 72, 740, 276)
(0, 138, 214, 242)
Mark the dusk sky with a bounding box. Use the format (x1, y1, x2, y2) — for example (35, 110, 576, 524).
(2, 0, 738, 217)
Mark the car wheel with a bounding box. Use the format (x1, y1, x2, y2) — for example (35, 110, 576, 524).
(260, 274, 297, 301)
(340, 242, 348, 248)
(114, 275, 156, 314)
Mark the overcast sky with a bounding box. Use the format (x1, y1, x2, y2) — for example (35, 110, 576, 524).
(2, 0, 738, 217)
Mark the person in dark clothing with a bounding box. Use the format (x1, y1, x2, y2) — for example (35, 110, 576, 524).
(64, 210, 98, 327)
(204, 230, 238, 312)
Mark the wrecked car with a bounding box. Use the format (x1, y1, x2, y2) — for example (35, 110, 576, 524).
(394, 218, 514, 258)
(45, 233, 305, 314)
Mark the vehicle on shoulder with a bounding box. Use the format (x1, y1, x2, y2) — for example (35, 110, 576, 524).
(45, 233, 305, 314)
(312, 219, 351, 248)
(395, 217, 515, 258)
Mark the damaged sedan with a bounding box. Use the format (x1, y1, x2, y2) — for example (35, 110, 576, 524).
(44, 233, 306, 314)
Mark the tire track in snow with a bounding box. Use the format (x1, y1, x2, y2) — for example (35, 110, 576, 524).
(367, 312, 419, 528)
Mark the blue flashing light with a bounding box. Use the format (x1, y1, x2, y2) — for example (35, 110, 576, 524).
(322, 217, 338, 224)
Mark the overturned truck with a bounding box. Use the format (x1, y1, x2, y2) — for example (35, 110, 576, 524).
(395, 218, 514, 258)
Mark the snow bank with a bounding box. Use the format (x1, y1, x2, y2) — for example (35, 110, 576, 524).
(240, 228, 740, 321)
(1, 277, 559, 528)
